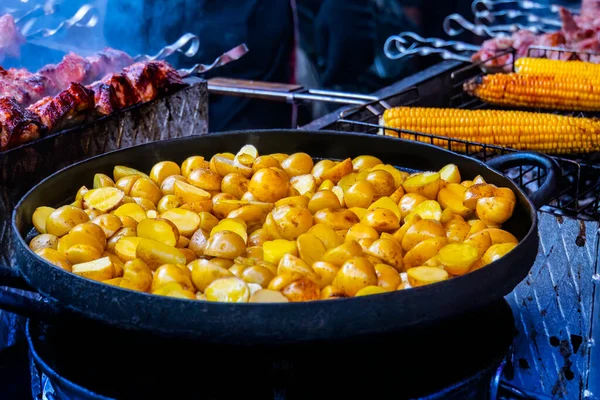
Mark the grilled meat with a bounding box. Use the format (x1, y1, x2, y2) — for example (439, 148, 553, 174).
(0, 15, 25, 62)
(89, 73, 140, 115)
(122, 61, 185, 102)
(28, 83, 94, 132)
(0, 97, 46, 151)
(39, 53, 92, 89)
(0, 67, 58, 105)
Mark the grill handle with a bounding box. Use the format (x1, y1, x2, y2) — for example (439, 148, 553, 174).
(485, 152, 561, 209)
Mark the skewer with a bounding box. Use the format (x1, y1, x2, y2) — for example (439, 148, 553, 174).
(474, 9, 562, 27)
(444, 13, 554, 37)
(22, 4, 98, 39)
(178, 43, 249, 77)
(384, 32, 480, 62)
(471, 0, 578, 14)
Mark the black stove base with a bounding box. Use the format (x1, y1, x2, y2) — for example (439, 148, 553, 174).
(27, 301, 516, 400)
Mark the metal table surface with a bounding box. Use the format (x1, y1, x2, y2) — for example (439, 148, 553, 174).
(302, 61, 600, 400)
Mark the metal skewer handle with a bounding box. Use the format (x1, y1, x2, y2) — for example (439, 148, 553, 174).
(383, 32, 478, 62)
(23, 4, 98, 39)
(444, 13, 554, 37)
(135, 33, 201, 62)
(178, 43, 249, 76)
(471, 0, 578, 14)
(474, 9, 562, 27)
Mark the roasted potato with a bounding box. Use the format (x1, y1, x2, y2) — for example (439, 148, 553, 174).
(29, 145, 522, 302)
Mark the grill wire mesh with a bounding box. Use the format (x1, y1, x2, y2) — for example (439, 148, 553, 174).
(335, 48, 600, 221)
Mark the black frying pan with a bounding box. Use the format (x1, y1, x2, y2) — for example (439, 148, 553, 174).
(3, 130, 559, 345)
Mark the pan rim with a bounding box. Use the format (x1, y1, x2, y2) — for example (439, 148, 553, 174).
(12, 129, 539, 307)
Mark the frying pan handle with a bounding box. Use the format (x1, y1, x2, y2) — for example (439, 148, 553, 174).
(485, 152, 560, 209)
(0, 267, 60, 319)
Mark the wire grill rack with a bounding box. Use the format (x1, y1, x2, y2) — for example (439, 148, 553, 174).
(335, 48, 600, 221)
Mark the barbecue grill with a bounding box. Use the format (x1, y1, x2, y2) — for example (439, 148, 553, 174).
(302, 47, 600, 399)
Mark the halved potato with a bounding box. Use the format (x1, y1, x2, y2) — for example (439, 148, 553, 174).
(83, 188, 125, 212)
(263, 239, 298, 264)
(412, 200, 442, 221)
(365, 238, 403, 271)
(464, 230, 492, 258)
(445, 219, 471, 243)
(277, 254, 319, 283)
(366, 170, 395, 196)
(115, 237, 143, 262)
(439, 164, 461, 184)
(402, 172, 441, 200)
(438, 243, 479, 275)
(281, 152, 314, 177)
(160, 208, 201, 237)
(91, 214, 122, 238)
(463, 184, 497, 210)
(312, 160, 336, 184)
(137, 218, 179, 246)
(297, 233, 327, 267)
(113, 203, 147, 223)
(314, 209, 360, 231)
(406, 266, 448, 287)
(401, 219, 445, 252)
(204, 231, 246, 259)
(130, 177, 162, 205)
(338, 173, 357, 191)
(188, 168, 222, 191)
(32, 206, 55, 234)
(221, 173, 249, 199)
(35, 248, 72, 271)
(72, 256, 114, 281)
(344, 180, 374, 209)
(368, 196, 401, 219)
(362, 208, 400, 232)
(392, 213, 422, 245)
(248, 167, 290, 203)
(29, 234, 59, 252)
(403, 236, 447, 270)
(66, 244, 102, 264)
(253, 155, 280, 172)
(173, 181, 211, 204)
(211, 155, 253, 178)
(204, 277, 250, 303)
(308, 190, 341, 213)
(250, 289, 289, 303)
(136, 238, 186, 269)
(355, 286, 388, 296)
(481, 228, 519, 245)
(352, 155, 382, 171)
(318, 179, 334, 192)
(120, 258, 153, 292)
(211, 219, 248, 243)
(476, 197, 515, 226)
(323, 240, 363, 266)
(374, 263, 401, 291)
(332, 256, 377, 296)
(152, 264, 194, 292)
(160, 175, 186, 195)
(321, 158, 353, 183)
(437, 186, 471, 217)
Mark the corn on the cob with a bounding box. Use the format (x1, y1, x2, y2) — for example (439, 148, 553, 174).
(381, 106, 600, 154)
(464, 73, 600, 112)
(515, 57, 600, 79)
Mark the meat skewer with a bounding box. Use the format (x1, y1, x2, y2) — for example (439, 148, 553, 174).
(0, 97, 46, 150)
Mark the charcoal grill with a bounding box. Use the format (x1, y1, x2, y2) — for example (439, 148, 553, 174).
(303, 48, 600, 399)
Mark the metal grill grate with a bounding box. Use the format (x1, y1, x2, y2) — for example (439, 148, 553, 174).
(335, 49, 600, 221)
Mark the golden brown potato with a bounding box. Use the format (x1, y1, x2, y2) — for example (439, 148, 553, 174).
(150, 161, 181, 185)
(199, 212, 220, 232)
(323, 240, 363, 266)
(204, 231, 246, 259)
(221, 173, 249, 199)
(445, 219, 471, 243)
(399, 193, 428, 220)
(93, 173, 115, 189)
(481, 228, 519, 245)
(66, 244, 102, 264)
(115, 236, 142, 262)
(308, 190, 341, 213)
(91, 214, 122, 238)
(72, 256, 115, 281)
(136, 238, 186, 269)
(312, 261, 339, 288)
(482, 243, 517, 266)
(152, 264, 195, 292)
(211, 155, 253, 179)
(253, 155, 281, 172)
(362, 208, 400, 233)
(464, 230, 492, 258)
(189, 259, 234, 292)
(156, 195, 181, 214)
(120, 259, 153, 292)
(35, 248, 72, 271)
(402, 172, 441, 200)
(281, 153, 314, 177)
(211, 219, 248, 244)
(401, 219, 445, 252)
(463, 184, 497, 210)
(332, 257, 377, 296)
(83, 187, 125, 212)
(188, 168, 222, 192)
(115, 175, 140, 196)
(403, 237, 447, 270)
(173, 181, 211, 205)
(248, 167, 290, 203)
(160, 175, 186, 195)
(366, 170, 395, 197)
(137, 218, 179, 246)
(240, 264, 275, 287)
(307, 224, 342, 250)
(296, 233, 327, 267)
(352, 155, 382, 172)
(476, 197, 515, 226)
(468, 219, 488, 236)
(106, 227, 136, 253)
(181, 156, 209, 178)
(250, 289, 289, 303)
(263, 239, 298, 265)
(113, 203, 147, 223)
(439, 164, 461, 184)
(29, 234, 59, 252)
(267, 204, 313, 240)
(345, 223, 379, 243)
(407, 266, 448, 287)
(313, 209, 360, 231)
(374, 263, 401, 291)
(152, 282, 196, 299)
(281, 278, 320, 302)
(248, 228, 272, 247)
(113, 165, 148, 182)
(437, 185, 471, 218)
(365, 238, 403, 271)
(438, 243, 479, 275)
(204, 277, 250, 303)
(210, 193, 238, 219)
(321, 158, 353, 184)
(32, 206, 56, 234)
(130, 177, 162, 205)
(277, 254, 319, 284)
(311, 160, 336, 184)
(344, 180, 374, 209)
(160, 208, 201, 237)
(392, 213, 422, 245)
(45, 205, 89, 237)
